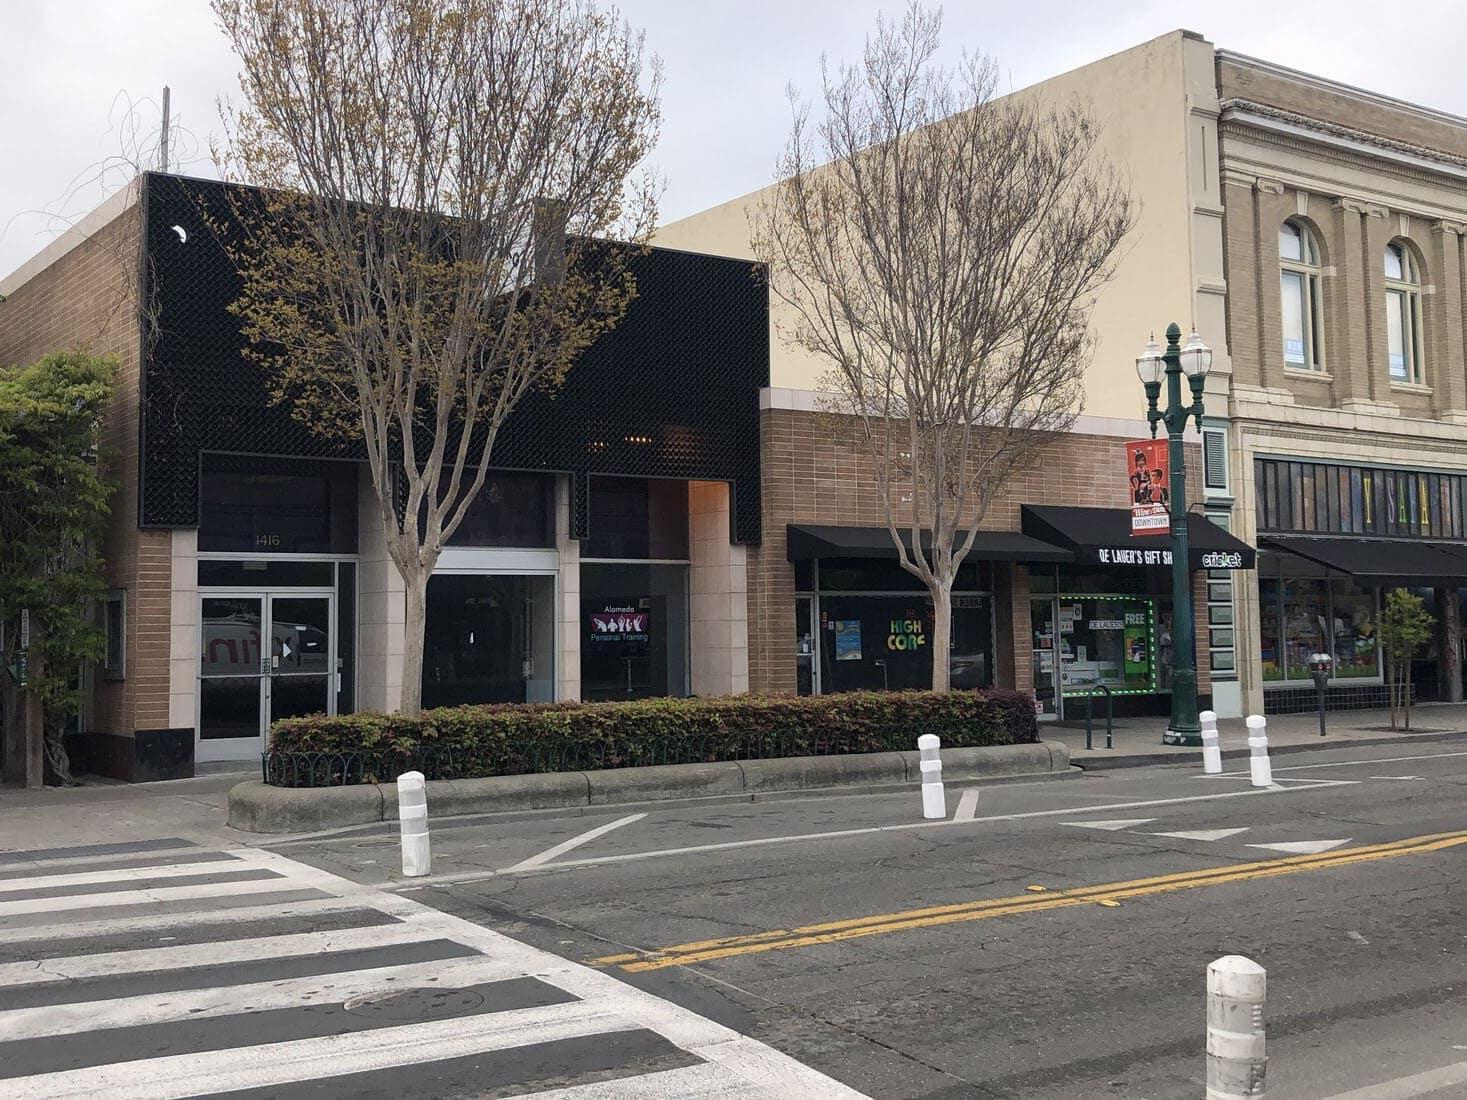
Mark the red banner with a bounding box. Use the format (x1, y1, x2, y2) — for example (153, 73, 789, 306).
(1127, 438, 1170, 535)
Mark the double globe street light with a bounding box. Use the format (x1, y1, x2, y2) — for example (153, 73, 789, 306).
(1135, 323, 1213, 746)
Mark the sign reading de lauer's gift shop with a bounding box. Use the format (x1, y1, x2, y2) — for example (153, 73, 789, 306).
(1127, 438, 1171, 535)
(1096, 546, 1249, 569)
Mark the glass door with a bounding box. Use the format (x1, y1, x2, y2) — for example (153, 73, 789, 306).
(198, 591, 335, 762)
(1031, 596, 1060, 719)
(268, 595, 334, 725)
(199, 595, 267, 762)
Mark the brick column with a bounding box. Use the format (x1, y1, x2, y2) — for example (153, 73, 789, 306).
(1430, 220, 1467, 418)
(688, 481, 749, 697)
(1330, 198, 1372, 407)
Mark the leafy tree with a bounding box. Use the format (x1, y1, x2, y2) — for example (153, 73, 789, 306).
(1379, 588, 1434, 731)
(211, 0, 662, 714)
(0, 352, 116, 787)
(751, 2, 1131, 690)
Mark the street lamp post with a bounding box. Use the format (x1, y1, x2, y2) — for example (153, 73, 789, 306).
(1136, 323, 1212, 747)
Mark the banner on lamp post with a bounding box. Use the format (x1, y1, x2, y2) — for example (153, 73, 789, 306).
(1127, 439, 1171, 535)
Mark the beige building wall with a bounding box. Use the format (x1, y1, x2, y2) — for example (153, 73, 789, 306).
(688, 481, 750, 697)
(655, 30, 1229, 424)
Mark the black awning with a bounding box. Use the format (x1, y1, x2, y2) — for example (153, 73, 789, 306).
(1260, 534, 1467, 582)
(1020, 505, 1255, 570)
(785, 524, 1073, 564)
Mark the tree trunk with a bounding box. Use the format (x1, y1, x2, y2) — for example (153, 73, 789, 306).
(1439, 588, 1463, 702)
(929, 579, 952, 694)
(399, 569, 428, 716)
(24, 651, 45, 790)
(1404, 662, 1413, 730)
(1388, 653, 1398, 731)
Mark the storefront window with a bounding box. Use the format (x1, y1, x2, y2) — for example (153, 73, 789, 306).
(580, 562, 689, 699)
(817, 594, 993, 694)
(1259, 576, 1378, 682)
(1260, 579, 1282, 681)
(1055, 596, 1157, 697)
(1281, 579, 1327, 678)
(447, 473, 555, 548)
(422, 574, 555, 707)
(199, 456, 358, 554)
(586, 477, 689, 559)
(1330, 580, 1379, 678)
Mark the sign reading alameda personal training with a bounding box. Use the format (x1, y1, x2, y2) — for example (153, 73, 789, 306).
(1127, 438, 1170, 535)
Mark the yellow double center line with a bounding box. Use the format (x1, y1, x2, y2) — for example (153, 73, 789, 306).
(592, 827, 1467, 972)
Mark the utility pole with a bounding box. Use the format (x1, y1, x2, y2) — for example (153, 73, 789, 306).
(159, 86, 171, 173)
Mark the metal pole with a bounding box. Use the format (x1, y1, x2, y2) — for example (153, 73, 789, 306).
(1161, 324, 1202, 746)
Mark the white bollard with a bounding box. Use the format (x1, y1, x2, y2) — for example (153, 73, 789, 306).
(917, 733, 946, 820)
(1246, 715, 1272, 788)
(1206, 954, 1267, 1099)
(1200, 709, 1223, 775)
(397, 770, 431, 877)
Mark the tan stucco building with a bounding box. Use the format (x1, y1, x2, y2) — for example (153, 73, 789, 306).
(660, 28, 1467, 721)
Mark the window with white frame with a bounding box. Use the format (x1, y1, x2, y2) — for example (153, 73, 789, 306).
(1385, 241, 1424, 384)
(102, 589, 126, 679)
(1279, 221, 1324, 370)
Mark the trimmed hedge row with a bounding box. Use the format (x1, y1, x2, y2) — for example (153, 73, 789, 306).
(267, 689, 1039, 784)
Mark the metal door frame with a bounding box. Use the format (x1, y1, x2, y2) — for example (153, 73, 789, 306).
(196, 588, 336, 762)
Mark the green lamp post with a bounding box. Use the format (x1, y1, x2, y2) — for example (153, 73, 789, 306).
(1135, 323, 1213, 746)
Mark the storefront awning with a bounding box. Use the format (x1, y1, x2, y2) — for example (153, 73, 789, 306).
(1020, 505, 1255, 570)
(1260, 534, 1467, 582)
(784, 524, 1073, 564)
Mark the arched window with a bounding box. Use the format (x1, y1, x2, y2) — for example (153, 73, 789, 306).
(1385, 240, 1424, 384)
(1280, 221, 1323, 370)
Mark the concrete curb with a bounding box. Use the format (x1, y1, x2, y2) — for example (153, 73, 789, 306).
(227, 740, 1070, 834)
(1069, 728, 1467, 771)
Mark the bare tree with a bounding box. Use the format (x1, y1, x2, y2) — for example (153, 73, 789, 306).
(752, 3, 1132, 691)
(211, 0, 661, 714)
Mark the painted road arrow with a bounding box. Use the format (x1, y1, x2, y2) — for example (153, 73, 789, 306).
(1248, 839, 1351, 855)
(1150, 828, 1250, 842)
(1061, 819, 1157, 832)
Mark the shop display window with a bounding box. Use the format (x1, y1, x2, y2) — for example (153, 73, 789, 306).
(1258, 576, 1379, 682)
(1052, 596, 1158, 696)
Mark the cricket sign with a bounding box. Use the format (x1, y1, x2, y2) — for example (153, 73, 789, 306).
(1127, 438, 1171, 535)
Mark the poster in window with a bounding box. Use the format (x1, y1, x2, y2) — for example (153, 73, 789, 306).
(1127, 438, 1170, 534)
(834, 620, 862, 661)
(588, 603, 650, 646)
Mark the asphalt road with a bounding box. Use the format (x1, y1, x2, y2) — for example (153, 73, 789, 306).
(270, 740, 1467, 1098)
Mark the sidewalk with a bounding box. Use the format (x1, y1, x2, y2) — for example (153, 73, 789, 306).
(1049, 702, 1467, 769)
(0, 768, 253, 854)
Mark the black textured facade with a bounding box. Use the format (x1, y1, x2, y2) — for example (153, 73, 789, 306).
(139, 172, 768, 543)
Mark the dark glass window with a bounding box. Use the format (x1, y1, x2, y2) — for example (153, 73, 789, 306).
(198, 560, 335, 587)
(586, 477, 689, 559)
(199, 456, 357, 554)
(422, 574, 556, 707)
(446, 473, 555, 548)
(1255, 458, 1467, 539)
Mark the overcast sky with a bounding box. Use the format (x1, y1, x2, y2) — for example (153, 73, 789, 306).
(4, 0, 1467, 280)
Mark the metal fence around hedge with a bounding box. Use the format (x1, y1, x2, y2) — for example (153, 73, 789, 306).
(261, 727, 980, 788)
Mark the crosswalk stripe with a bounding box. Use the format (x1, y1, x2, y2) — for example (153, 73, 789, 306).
(0, 874, 302, 918)
(0, 894, 369, 947)
(0, 918, 447, 988)
(521, 1062, 765, 1098)
(0, 955, 524, 1042)
(2, 999, 643, 1099)
(0, 855, 243, 894)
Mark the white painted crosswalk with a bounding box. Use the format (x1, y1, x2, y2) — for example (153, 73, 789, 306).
(0, 838, 867, 1099)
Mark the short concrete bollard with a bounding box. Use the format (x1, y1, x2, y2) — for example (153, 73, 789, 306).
(917, 734, 946, 820)
(1206, 954, 1267, 1099)
(397, 770, 431, 877)
(1200, 710, 1223, 775)
(1246, 715, 1273, 788)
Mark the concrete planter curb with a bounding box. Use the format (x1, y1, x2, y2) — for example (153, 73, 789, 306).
(227, 739, 1070, 834)
(1070, 727, 1467, 771)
